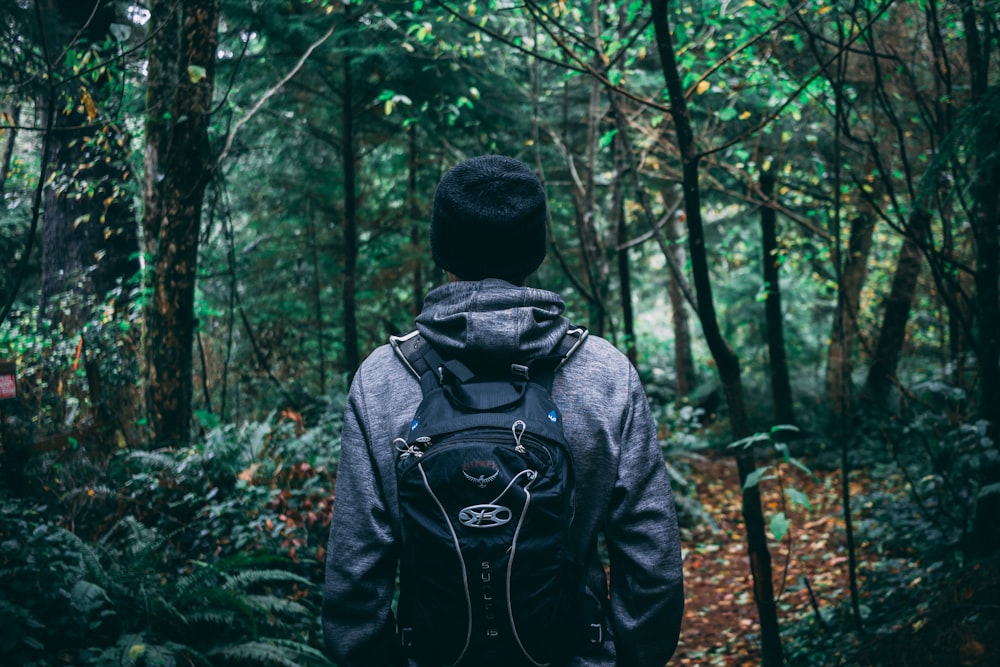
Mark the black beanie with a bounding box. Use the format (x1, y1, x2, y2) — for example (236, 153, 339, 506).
(431, 155, 547, 283)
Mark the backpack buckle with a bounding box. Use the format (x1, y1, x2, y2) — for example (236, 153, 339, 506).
(588, 622, 604, 644)
(510, 363, 530, 381)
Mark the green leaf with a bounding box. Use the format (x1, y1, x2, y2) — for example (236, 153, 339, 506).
(728, 432, 770, 449)
(743, 466, 773, 490)
(599, 129, 618, 148)
(786, 487, 812, 510)
(770, 512, 789, 541)
(788, 456, 817, 480)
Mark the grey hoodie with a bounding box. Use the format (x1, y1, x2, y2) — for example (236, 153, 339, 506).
(322, 279, 684, 666)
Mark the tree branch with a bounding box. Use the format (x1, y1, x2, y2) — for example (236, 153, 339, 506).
(215, 21, 337, 169)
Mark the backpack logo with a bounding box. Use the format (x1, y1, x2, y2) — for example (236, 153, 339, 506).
(462, 469, 499, 488)
(458, 503, 512, 528)
(462, 460, 499, 488)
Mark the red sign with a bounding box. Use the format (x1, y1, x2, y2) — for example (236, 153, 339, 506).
(0, 361, 15, 400)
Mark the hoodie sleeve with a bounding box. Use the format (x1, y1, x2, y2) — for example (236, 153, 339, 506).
(605, 364, 684, 666)
(322, 369, 403, 667)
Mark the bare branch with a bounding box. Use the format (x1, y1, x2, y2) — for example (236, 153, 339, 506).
(215, 21, 337, 169)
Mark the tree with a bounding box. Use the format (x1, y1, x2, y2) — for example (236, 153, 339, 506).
(760, 170, 795, 426)
(142, 0, 220, 448)
(35, 0, 140, 440)
(650, 0, 784, 663)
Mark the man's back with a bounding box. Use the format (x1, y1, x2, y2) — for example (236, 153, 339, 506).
(323, 279, 683, 666)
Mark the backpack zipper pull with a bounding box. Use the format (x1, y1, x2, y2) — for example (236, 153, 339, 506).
(512, 420, 527, 453)
(395, 436, 430, 459)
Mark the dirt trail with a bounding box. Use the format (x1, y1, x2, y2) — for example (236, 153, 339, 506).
(671, 453, 858, 666)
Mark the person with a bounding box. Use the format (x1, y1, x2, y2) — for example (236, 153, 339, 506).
(322, 155, 684, 666)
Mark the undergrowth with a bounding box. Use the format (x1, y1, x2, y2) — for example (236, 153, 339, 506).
(0, 407, 342, 667)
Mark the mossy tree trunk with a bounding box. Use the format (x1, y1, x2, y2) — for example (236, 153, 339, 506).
(142, 0, 220, 448)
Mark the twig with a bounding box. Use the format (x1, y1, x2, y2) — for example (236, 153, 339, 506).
(801, 575, 831, 632)
(215, 22, 337, 168)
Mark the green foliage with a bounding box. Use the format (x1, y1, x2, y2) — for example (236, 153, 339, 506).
(0, 407, 341, 667)
(111, 410, 341, 570)
(730, 425, 816, 541)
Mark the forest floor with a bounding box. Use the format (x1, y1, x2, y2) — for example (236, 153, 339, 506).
(670, 451, 1000, 667)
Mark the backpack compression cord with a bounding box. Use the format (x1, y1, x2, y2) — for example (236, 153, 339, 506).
(389, 328, 592, 667)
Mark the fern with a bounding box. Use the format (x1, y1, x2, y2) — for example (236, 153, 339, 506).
(208, 638, 333, 667)
(50, 524, 107, 582)
(126, 450, 187, 473)
(223, 568, 311, 591)
(244, 594, 311, 621)
(183, 607, 242, 629)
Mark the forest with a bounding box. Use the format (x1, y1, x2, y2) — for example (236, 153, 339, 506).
(0, 0, 998, 665)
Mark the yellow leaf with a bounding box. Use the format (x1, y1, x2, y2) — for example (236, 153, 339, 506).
(739, 110, 751, 120)
(80, 87, 97, 121)
(467, 1, 476, 16)
(695, 80, 711, 95)
(818, 5, 832, 14)
(187, 65, 207, 84)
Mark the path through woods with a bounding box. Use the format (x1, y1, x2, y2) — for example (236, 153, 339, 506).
(671, 453, 1000, 666)
(673, 452, 852, 665)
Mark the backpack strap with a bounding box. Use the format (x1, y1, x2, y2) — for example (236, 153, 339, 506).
(389, 330, 451, 398)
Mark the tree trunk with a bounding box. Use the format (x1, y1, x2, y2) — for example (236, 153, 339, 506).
(760, 171, 795, 427)
(307, 206, 327, 395)
(664, 204, 696, 398)
(962, 0, 1000, 557)
(0, 100, 19, 198)
(968, 148, 1000, 557)
(613, 136, 637, 367)
(826, 208, 876, 415)
(651, 1, 783, 664)
(340, 11, 360, 383)
(565, 73, 609, 336)
(861, 209, 929, 411)
(142, 0, 220, 448)
(36, 0, 140, 444)
(408, 124, 423, 318)
(38, 0, 139, 316)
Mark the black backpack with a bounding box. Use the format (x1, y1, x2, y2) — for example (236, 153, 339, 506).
(389, 326, 596, 666)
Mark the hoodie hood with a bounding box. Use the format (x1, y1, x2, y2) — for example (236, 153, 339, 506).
(415, 279, 570, 365)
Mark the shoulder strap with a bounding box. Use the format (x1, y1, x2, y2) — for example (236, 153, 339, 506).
(525, 325, 588, 390)
(389, 325, 589, 386)
(389, 330, 437, 381)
